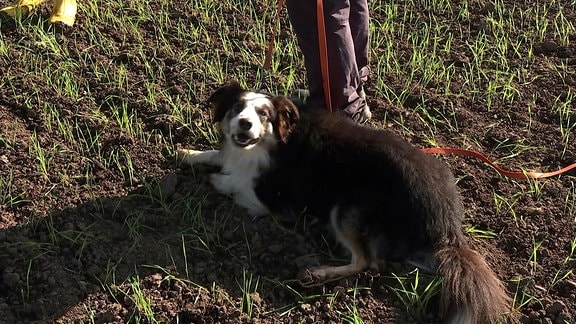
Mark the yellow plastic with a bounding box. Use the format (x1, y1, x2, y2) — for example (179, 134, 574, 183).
(48, 0, 77, 26)
(1, 0, 46, 17)
(1, 0, 77, 26)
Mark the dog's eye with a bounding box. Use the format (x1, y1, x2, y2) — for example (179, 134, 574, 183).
(257, 109, 269, 118)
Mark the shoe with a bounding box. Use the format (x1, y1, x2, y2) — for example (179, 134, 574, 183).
(288, 88, 372, 124)
(353, 86, 372, 124)
(358, 87, 367, 100)
(351, 103, 372, 124)
(352, 86, 372, 124)
(1, 0, 77, 26)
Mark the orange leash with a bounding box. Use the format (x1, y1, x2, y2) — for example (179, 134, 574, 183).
(316, 0, 332, 112)
(423, 147, 576, 179)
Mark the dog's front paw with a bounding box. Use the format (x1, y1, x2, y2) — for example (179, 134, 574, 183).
(297, 267, 328, 288)
(174, 149, 203, 167)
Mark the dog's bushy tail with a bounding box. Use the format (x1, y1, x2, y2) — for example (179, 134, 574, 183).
(435, 244, 512, 324)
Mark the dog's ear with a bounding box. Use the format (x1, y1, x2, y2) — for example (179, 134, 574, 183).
(272, 96, 300, 143)
(209, 81, 244, 122)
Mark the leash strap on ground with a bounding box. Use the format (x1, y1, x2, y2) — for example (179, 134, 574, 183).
(317, 0, 332, 112)
(422, 147, 576, 179)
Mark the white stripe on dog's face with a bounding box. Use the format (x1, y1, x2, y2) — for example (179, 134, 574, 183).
(226, 92, 274, 149)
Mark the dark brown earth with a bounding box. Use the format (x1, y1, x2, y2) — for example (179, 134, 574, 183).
(1, 0, 575, 323)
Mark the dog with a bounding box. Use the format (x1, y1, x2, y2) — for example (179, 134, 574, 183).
(176, 81, 512, 323)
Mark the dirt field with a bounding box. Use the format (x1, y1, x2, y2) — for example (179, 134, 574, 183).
(1, 0, 575, 323)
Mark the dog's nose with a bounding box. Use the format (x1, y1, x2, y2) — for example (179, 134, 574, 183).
(238, 118, 252, 131)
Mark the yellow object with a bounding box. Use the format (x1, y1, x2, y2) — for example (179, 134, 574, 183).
(0, 0, 46, 17)
(49, 0, 77, 26)
(1, 0, 77, 26)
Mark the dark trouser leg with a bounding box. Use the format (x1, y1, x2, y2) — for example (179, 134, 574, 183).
(286, 0, 370, 116)
(286, 0, 323, 105)
(349, 0, 370, 86)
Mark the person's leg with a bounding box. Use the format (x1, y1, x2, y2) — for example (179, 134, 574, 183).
(287, 0, 370, 122)
(322, 0, 371, 122)
(349, 0, 370, 87)
(286, 0, 324, 107)
(323, 0, 365, 114)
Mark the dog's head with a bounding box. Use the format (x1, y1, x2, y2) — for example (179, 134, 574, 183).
(208, 81, 300, 149)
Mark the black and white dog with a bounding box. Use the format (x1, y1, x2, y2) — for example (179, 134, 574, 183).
(177, 82, 512, 323)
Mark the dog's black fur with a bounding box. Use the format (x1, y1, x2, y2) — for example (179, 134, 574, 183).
(256, 108, 460, 260)
(178, 82, 512, 323)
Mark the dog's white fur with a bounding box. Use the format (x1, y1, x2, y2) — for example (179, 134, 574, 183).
(178, 92, 274, 216)
(178, 147, 270, 216)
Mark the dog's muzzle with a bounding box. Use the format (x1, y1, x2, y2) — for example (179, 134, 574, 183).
(232, 133, 260, 147)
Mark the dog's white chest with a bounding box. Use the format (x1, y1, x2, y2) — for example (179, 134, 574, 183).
(212, 145, 271, 216)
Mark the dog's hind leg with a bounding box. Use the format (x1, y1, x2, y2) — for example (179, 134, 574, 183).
(299, 206, 372, 287)
(176, 149, 222, 167)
